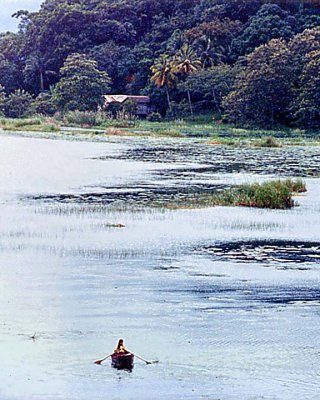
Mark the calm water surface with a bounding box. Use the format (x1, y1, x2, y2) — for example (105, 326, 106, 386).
(0, 134, 319, 400)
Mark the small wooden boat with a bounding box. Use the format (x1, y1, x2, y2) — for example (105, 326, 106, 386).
(111, 352, 134, 371)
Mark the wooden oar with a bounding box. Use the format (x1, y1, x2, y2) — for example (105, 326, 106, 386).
(94, 353, 113, 365)
(135, 354, 159, 365)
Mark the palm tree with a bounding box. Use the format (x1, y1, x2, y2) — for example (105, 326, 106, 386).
(24, 53, 56, 92)
(173, 44, 202, 117)
(150, 55, 176, 112)
(197, 36, 224, 68)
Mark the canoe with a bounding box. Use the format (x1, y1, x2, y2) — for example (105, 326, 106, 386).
(111, 353, 134, 371)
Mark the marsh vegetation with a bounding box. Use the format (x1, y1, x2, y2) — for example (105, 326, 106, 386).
(1, 115, 320, 145)
(160, 179, 306, 210)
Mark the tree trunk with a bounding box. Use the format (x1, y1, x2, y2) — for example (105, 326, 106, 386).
(187, 90, 193, 118)
(212, 89, 221, 114)
(166, 86, 172, 112)
(40, 70, 44, 92)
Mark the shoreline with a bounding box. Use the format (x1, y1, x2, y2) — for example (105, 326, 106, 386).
(1, 124, 320, 148)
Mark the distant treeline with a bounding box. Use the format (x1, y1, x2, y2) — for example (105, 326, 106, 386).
(0, 0, 319, 128)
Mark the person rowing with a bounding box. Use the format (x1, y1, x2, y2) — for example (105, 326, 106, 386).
(114, 338, 130, 354)
(94, 338, 157, 365)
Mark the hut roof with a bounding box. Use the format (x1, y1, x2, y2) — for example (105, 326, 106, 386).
(104, 95, 150, 104)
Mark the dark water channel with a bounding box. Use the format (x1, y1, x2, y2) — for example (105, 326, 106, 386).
(0, 134, 319, 400)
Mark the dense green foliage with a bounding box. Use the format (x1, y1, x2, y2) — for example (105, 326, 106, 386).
(223, 39, 293, 127)
(293, 49, 320, 129)
(52, 53, 111, 111)
(0, 0, 318, 128)
(4, 89, 34, 118)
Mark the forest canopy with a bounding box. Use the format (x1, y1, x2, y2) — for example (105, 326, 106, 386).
(0, 0, 319, 128)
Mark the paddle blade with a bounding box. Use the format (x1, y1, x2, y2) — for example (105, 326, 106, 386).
(94, 360, 103, 365)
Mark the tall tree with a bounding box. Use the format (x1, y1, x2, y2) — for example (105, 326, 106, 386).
(52, 53, 111, 111)
(0, 33, 24, 93)
(223, 39, 293, 127)
(185, 18, 243, 65)
(178, 65, 236, 114)
(150, 54, 177, 112)
(288, 26, 320, 79)
(232, 3, 298, 56)
(173, 44, 202, 116)
(294, 50, 320, 129)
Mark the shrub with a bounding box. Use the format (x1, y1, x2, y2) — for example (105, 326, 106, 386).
(166, 100, 190, 119)
(32, 92, 57, 116)
(255, 136, 282, 147)
(147, 112, 162, 122)
(4, 89, 33, 118)
(59, 110, 109, 127)
(13, 118, 42, 127)
(63, 111, 97, 126)
(122, 99, 137, 120)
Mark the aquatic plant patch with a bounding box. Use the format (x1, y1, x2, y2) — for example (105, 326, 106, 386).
(254, 136, 282, 148)
(28, 179, 306, 211)
(105, 141, 320, 177)
(216, 179, 306, 209)
(162, 179, 306, 210)
(196, 240, 320, 264)
(28, 182, 227, 208)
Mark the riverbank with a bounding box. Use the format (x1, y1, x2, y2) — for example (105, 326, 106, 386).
(1, 116, 320, 146)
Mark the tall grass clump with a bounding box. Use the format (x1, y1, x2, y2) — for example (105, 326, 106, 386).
(254, 136, 282, 148)
(215, 179, 306, 209)
(57, 111, 110, 127)
(283, 178, 306, 193)
(0, 117, 42, 129)
(162, 179, 306, 210)
(60, 111, 97, 127)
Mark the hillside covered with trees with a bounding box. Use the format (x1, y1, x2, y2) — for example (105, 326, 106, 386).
(0, 0, 319, 129)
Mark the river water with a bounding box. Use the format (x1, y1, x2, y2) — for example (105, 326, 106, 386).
(0, 134, 319, 400)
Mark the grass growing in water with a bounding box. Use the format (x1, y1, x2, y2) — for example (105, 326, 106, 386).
(215, 179, 306, 209)
(164, 179, 306, 210)
(254, 136, 282, 148)
(0, 117, 60, 132)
